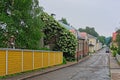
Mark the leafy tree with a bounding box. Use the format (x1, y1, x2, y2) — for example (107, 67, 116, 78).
(98, 36, 106, 45)
(56, 30, 77, 61)
(78, 26, 107, 44)
(115, 29, 120, 54)
(105, 37, 112, 46)
(0, 0, 43, 49)
(59, 18, 69, 25)
(78, 28, 85, 32)
(78, 26, 99, 37)
(116, 34, 120, 46)
(40, 12, 77, 61)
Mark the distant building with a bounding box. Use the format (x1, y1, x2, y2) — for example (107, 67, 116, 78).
(112, 32, 117, 41)
(80, 32, 89, 56)
(96, 40, 102, 51)
(88, 34, 97, 53)
(112, 32, 118, 47)
(76, 31, 85, 60)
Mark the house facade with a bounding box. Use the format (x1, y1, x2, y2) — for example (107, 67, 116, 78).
(112, 32, 118, 47)
(96, 40, 103, 51)
(88, 34, 97, 53)
(80, 32, 89, 56)
(59, 22, 89, 60)
(76, 31, 84, 60)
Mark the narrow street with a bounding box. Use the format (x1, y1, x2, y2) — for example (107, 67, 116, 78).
(25, 49, 110, 80)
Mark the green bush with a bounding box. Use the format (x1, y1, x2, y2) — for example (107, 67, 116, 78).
(112, 50, 117, 57)
(66, 57, 76, 62)
(117, 46, 120, 55)
(40, 13, 77, 61)
(56, 30, 77, 61)
(110, 45, 117, 51)
(63, 57, 67, 64)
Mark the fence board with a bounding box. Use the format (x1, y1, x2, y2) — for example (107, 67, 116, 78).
(0, 50, 6, 76)
(0, 49, 63, 76)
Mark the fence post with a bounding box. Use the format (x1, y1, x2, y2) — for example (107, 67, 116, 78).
(58, 52, 61, 64)
(42, 51, 43, 68)
(6, 50, 8, 75)
(48, 51, 50, 66)
(33, 50, 34, 70)
(54, 52, 55, 65)
(22, 50, 23, 72)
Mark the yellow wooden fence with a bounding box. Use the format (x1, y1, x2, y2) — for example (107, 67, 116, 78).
(0, 49, 63, 76)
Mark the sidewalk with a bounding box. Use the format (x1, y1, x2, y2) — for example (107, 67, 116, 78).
(3, 55, 90, 80)
(110, 53, 120, 80)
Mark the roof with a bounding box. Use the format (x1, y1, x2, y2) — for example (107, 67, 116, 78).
(76, 31, 84, 40)
(59, 21, 73, 30)
(87, 34, 97, 39)
(80, 32, 88, 40)
(59, 21, 77, 36)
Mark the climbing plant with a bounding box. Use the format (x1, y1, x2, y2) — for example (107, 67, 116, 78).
(41, 12, 77, 61)
(56, 30, 77, 61)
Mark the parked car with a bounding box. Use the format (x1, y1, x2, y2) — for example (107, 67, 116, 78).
(106, 47, 109, 53)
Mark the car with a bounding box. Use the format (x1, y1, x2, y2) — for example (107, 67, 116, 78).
(106, 47, 109, 53)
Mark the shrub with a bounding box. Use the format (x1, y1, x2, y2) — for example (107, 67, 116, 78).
(117, 47, 120, 55)
(112, 50, 117, 57)
(63, 57, 67, 64)
(40, 12, 77, 61)
(111, 45, 117, 51)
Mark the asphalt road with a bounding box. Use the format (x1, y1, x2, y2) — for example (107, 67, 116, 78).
(25, 48, 110, 80)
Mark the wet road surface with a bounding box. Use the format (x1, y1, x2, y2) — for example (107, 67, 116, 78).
(25, 49, 110, 80)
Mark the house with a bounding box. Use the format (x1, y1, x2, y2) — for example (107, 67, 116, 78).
(76, 31, 84, 60)
(59, 22, 87, 60)
(112, 32, 118, 47)
(87, 34, 97, 53)
(80, 32, 89, 56)
(96, 40, 103, 51)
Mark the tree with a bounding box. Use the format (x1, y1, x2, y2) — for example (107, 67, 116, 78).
(78, 26, 99, 37)
(0, 0, 43, 49)
(105, 37, 112, 46)
(40, 12, 77, 61)
(116, 34, 120, 46)
(59, 18, 69, 25)
(98, 36, 106, 45)
(78, 26, 107, 44)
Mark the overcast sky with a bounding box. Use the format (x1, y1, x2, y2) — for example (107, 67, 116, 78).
(39, 0, 120, 37)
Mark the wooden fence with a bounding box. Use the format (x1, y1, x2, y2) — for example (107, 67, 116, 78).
(0, 49, 63, 76)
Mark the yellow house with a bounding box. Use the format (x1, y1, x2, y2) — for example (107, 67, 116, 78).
(88, 34, 97, 53)
(96, 40, 102, 51)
